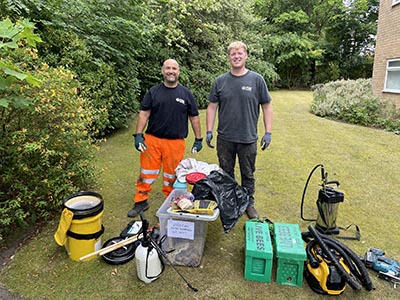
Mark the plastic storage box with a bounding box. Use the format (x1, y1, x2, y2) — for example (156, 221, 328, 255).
(156, 189, 219, 267)
(273, 222, 307, 287)
(244, 221, 273, 282)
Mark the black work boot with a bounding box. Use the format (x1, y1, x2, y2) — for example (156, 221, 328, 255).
(246, 206, 259, 219)
(127, 200, 150, 218)
(246, 196, 259, 219)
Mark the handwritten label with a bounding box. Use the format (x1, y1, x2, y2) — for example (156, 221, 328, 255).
(167, 220, 195, 240)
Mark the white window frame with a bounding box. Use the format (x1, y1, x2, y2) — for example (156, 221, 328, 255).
(393, 0, 400, 6)
(383, 58, 400, 93)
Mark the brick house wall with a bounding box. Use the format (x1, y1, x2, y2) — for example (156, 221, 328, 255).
(371, 0, 400, 106)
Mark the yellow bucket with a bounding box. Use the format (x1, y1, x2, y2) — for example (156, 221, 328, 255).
(63, 191, 105, 261)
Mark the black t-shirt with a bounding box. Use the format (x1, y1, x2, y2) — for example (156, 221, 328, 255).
(141, 83, 199, 139)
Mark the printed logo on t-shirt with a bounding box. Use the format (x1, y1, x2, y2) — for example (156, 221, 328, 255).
(176, 98, 185, 104)
(241, 86, 252, 92)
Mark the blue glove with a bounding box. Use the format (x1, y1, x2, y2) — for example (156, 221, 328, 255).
(260, 132, 272, 151)
(206, 131, 214, 148)
(191, 138, 203, 153)
(133, 133, 147, 152)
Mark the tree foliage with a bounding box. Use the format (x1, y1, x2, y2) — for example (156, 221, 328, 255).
(253, 0, 378, 87)
(0, 18, 41, 109)
(0, 0, 379, 241)
(0, 18, 97, 241)
(7, 0, 154, 134)
(324, 0, 379, 79)
(145, 0, 270, 107)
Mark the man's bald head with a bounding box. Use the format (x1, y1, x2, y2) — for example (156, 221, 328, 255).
(163, 59, 179, 69)
(162, 59, 180, 87)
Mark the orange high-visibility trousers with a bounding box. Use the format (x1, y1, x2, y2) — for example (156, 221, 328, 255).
(134, 134, 185, 203)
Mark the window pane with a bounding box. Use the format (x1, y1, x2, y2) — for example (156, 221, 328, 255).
(386, 70, 400, 90)
(388, 60, 400, 68)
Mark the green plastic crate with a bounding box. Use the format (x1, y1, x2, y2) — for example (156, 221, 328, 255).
(273, 223, 306, 287)
(244, 221, 273, 282)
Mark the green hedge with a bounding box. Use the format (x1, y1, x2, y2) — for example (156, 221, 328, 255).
(0, 63, 98, 240)
(311, 78, 400, 134)
(0, 19, 98, 241)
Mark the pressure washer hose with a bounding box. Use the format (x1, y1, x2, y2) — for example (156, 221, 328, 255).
(308, 225, 363, 291)
(305, 238, 358, 278)
(303, 229, 375, 291)
(300, 164, 324, 222)
(305, 240, 321, 268)
(315, 231, 375, 291)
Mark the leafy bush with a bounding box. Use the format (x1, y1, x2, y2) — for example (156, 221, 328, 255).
(0, 19, 98, 242)
(311, 78, 400, 133)
(1, 63, 98, 236)
(182, 67, 216, 109)
(0, 63, 98, 240)
(247, 58, 280, 90)
(37, 29, 120, 137)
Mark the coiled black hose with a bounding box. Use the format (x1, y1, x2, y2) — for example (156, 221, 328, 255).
(315, 231, 375, 291)
(303, 230, 373, 291)
(323, 239, 360, 279)
(308, 225, 363, 291)
(303, 232, 362, 277)
(305, 239, 321, 268)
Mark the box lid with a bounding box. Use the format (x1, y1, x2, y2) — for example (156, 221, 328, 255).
(166, 207, 219, 221)
(156, 189, 219, 221)
(245, 221, 273, 258)
(274, 222, 306, 260)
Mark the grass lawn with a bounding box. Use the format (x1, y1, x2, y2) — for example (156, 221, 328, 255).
(1, 90, 400, 300)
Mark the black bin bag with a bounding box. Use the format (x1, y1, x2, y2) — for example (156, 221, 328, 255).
(191, 169, 250, 233)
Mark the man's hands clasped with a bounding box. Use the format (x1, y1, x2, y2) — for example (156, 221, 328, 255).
(260, 132, 272, 151)
(133, 133, 147, 152)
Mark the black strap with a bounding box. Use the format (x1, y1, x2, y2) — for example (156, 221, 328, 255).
(337, 224, 361, 241)
(315, 223, 361, 241)
(145, 243, 165, 280)
(67, 225, 105, 240)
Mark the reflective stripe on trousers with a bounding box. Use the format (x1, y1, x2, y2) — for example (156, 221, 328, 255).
(134, 134, 185, 203)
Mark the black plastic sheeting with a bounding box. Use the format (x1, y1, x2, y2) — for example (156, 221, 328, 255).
(192, 170, 250, 233)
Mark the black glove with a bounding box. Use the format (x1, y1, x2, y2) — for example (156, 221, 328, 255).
(133, 133, 147, 152)
(191, 138, 203, 153)
(206, 131, 214, 148)
(260, 132, 272, 151)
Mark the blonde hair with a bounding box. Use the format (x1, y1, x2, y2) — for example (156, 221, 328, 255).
(227, 41, 247, 53)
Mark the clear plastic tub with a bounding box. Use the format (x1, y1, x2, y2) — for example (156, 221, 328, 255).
(156, 189, 219, 267)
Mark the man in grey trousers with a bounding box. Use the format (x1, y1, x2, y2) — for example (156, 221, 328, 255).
(206, 41, 273, 219)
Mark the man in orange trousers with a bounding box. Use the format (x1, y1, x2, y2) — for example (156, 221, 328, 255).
(128, 59, 203, 217)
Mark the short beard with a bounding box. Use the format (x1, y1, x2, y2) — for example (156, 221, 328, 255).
(164, 75, 178, 84)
